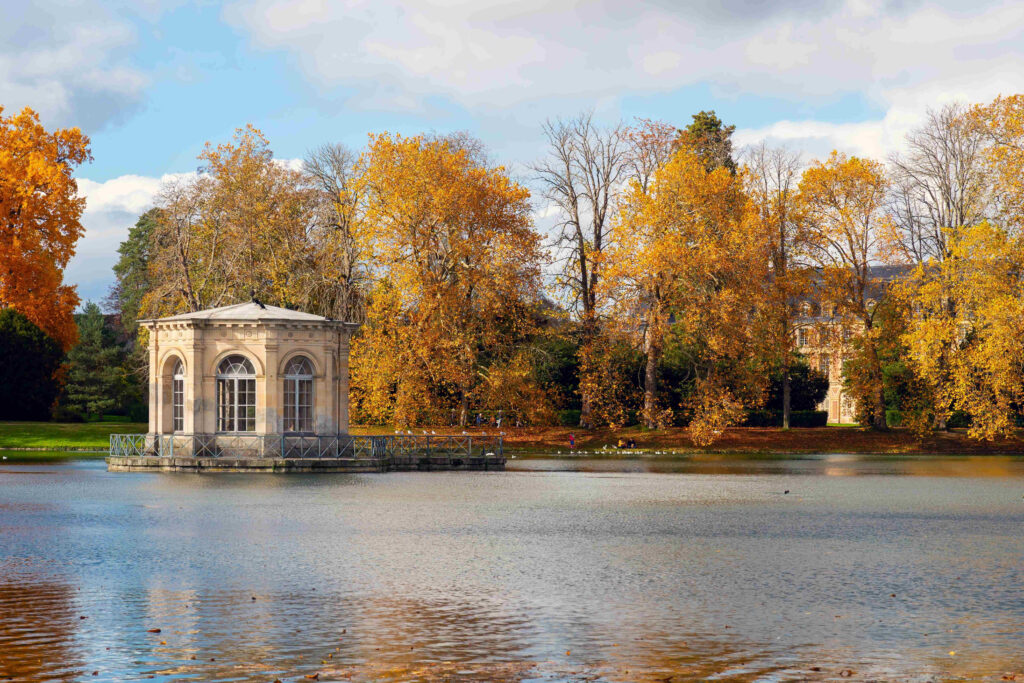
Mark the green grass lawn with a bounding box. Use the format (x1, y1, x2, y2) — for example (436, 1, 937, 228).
(0, 421, 147, 450)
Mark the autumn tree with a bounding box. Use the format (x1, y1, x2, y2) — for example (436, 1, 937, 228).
(886, 93, 1024, 439)
(745, 143, 808, 429)
(302, 143, 368, 321)
(900, 222, 1024, 438)
(883, 104, 992, 430)
(350, 133, 545, 427)
(798, 152, 890, 429)
(605, 141, 766, 443)
(534, 113, 630, 427)
(142, 126, 324, 318)
(0, 107, 91, 350)
(974, 94, 1024, 230)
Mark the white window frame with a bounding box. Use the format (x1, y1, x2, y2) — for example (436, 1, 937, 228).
(283, 356, 314, 433)
(172, 359, 185, 433)
(217, 355, 256, 433)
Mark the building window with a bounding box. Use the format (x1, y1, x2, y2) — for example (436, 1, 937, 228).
(820, 355, 830, 377)
(217, 355, 256, 432)
(797, 328, 808, 347)
(172, 359, 185, 433)
(283, 356, 314, 433)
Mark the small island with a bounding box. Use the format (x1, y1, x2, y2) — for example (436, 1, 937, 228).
(106, 301, 503, 472)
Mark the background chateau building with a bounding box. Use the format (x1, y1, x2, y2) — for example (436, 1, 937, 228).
(794, 265, 907, 425)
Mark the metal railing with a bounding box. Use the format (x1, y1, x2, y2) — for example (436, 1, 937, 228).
(109, 433, 503, 460)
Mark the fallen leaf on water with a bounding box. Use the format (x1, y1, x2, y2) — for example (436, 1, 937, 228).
(839, 669, 854, 677)
(566, 650, 571, 656)
(305, 674, 319, 681)
(159, 641, 166, 645)
(147, 628, 161, 633)
(950, 651, 956, 656)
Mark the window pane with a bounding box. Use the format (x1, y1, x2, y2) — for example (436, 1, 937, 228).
(172, 378, 184, 432)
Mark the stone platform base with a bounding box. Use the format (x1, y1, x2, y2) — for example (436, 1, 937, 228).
(106, 455, 505, 473)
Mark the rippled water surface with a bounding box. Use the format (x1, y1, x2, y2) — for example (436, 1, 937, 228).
(1, 456, 1023, 682)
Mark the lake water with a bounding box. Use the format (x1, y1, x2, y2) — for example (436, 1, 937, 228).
(1, 455, 1023, 682)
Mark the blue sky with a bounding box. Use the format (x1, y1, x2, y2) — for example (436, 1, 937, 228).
(3, 0, 1022, 303)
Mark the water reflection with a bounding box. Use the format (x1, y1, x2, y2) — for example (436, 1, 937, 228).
(0, 458, 1023, 681)
(509, 453, 1024, 477)
(0, 564, 84, 681)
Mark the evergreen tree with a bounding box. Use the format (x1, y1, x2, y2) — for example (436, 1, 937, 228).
(59, 303, 121, 420)
(0, 309, 63, 420)
(677, 110, 737, 173)
(108, 208, 159, 333)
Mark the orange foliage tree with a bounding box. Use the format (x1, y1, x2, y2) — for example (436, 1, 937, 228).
(350, 133, 545, 427)
(0, 107, 91, 350)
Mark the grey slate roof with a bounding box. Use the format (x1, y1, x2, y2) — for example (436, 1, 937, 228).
(152, 302, 330, 323)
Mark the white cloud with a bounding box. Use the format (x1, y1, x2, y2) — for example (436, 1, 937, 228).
(223, 0, 1024, 157)
(66, 173, 189, 304)
(0, 2, 149, 131)
(67, 162, 303, 305)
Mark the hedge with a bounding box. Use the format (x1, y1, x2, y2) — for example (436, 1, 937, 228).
(743, 410, 828, 428)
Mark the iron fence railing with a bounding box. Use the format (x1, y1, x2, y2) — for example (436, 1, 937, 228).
(109, 433, 503, 461)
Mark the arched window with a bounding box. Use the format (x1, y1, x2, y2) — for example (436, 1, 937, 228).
(172, 359, 185, 433)
(283, 356, 313, 432)
(217, 355, 256, 432)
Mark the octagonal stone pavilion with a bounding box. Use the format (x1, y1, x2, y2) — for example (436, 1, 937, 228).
(107, 301, 504, 472)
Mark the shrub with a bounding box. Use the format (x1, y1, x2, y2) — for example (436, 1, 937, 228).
(557, 409, 582, 427)
(742, 410, 828, 428)
(886, 409, 902, 428)
(0, 309, 64, 420)
(947, 411, 972, 429)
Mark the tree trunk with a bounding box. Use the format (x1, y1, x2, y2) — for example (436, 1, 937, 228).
(643, 334, 660, 430)
(459, 391, 469, 428)
(781, 367, 791, 430)
(578, 312, 597, 429)
(864, 337, 888, 431)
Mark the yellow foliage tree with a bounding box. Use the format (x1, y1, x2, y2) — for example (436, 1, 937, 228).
(890, 95, 1024, 439)
(974, 94, 1024, 231)
(350, 133, 544, 427)
(0, 107, 91, 350)
(745, 143, 810, 429)
(900, 222, 1024, 439)
(604, 143, 766, 443)
(143, 125, 336, 318)
(798, 152, 890, 429)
